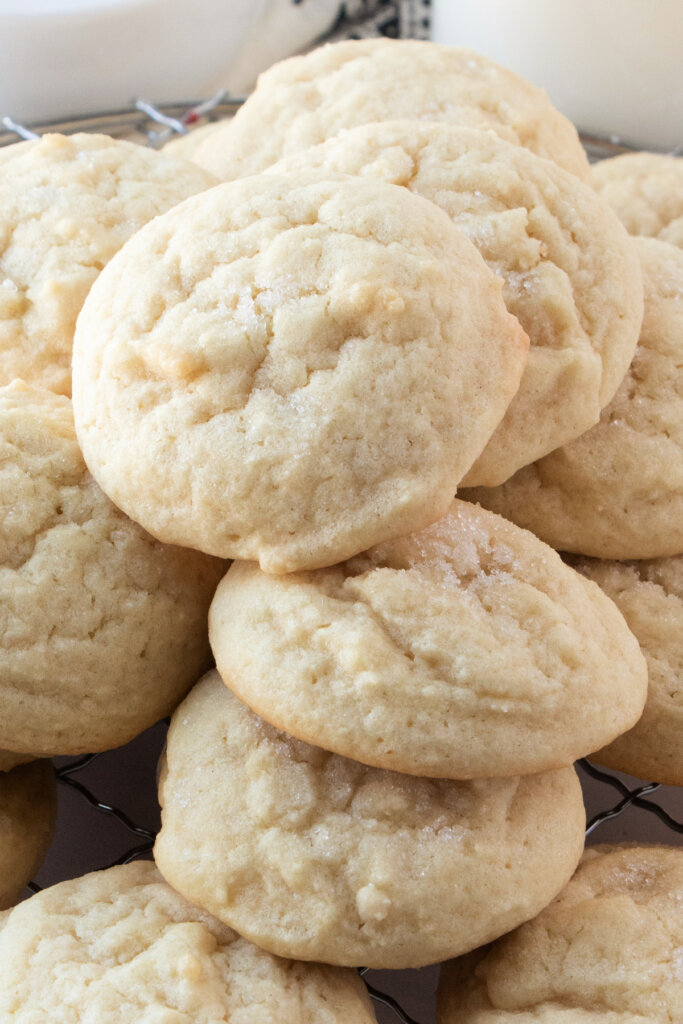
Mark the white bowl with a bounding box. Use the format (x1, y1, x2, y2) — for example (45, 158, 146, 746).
(0, 0, 267, 123)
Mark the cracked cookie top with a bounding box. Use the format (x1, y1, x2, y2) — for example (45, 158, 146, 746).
(71, 169, 528, 573)
(0, 862, 377, 1023)
(0, 133, 218, 397)
(155, 671, 585, 969)
(437, 844, 683, 1023)
(463, 237, 683, 558)
(208, 499, 647, 779)
(270, 121, 643, 485)
(592, 151, 683, 249)
(0, 381, 224, 756)
(189, 39, 590, 183)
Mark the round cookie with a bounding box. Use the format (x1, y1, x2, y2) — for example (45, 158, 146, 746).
(0, 380, 224, 757)
(592, 151, 683, 249)
(190, 39, 590, 182)
(0, 761, 57, 910)
(570, 554, 683, 785)
(0, 862, 377, 1023)
(72, 170, 528, 573)
(271, 121, 643, 484)
(0, 132, 218, 396)
(437, 844, 683, 1023)
(163, 120, 228, 161)
(210, 500, 647, 779)
(462, 237, 683, 558)
(0, 751, 33, 773)
(155, 671, 586, 969)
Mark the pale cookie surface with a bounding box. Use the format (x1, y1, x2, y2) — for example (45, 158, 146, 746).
(0, 761, 56, 910)
(0, 132, 218, 396)
(190, 39, 590, 182)
(0, 381, 224, 756)
(462, 237, 683, 558)
(210, 500, 646, 778)
(571, 554, 683, 785)
(437, 844, 683, 1023)
(72, 170, 528, 573)
(155, 672, 586, 969)
(592, 151, 683, 249)
(163, 120, 228, 161)
(271, 121, 643, 484)
(0, 862, 377, 1023)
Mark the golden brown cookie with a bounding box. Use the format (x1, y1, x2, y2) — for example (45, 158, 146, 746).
(0, 862, 377, 1022)
(592, 151, 683, 249)
(462, 237, 683, 558)
(437, 844, 683, 1023)
(72, 170, 528, 573)
(210, 500, 647, 779)
(190, 39, 590, 182)
(155, 672, 586, 969)
(271, 121, 643, 484)
(571, 554, 683, 785)
(0, 132, 218, 396)
(0, 381, 224, 757)
(0, 761, 56, 910)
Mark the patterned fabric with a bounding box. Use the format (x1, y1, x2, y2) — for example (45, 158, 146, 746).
(327, 0, 431, 40)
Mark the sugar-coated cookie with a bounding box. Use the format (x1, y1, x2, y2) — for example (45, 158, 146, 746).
(437, 844, 683, 1023)
(0, 761, 56, 910)
(0, 381, 224, 757)
(271, 121, 643, 484)
(462, 237, 683, 558)
(72, 170, 528, 573)
(155, 672, 586, 969)
(190, 39, 590, 182)
(571, 554, 683, 785)
(0, 133, 218, 396)
(593, 151, 683, 249)
(0, 862, 377, 1022)
(163, 120, 228, 161)
(210, 500, 646, 779)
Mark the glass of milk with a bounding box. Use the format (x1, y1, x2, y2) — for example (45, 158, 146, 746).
(432, 0, 683, 150)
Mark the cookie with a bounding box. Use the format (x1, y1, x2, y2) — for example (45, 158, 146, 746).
(190, 39, 590, 182)
(0, 862, 377, 1022)
(72, 170, 528, 573)
(163, 120, 228, 161)
(0, 381, 224, 757)
(210, 500, 647, 779)
(0, 751, 33, 772)
(570, 554, 683, 785)
(592, 151, 683, 249)
(271, 121, 643, 484)
(0, 761, 57, 910)
(437, 844, 683, 1022)
(0, 132, 218, 396)
(155, 672, 586, 969)
(462, 237, 683, 558)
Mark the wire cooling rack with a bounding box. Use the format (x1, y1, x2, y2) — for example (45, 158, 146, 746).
(27, 733, 683, 1024)
(5, 99, 683, 1023)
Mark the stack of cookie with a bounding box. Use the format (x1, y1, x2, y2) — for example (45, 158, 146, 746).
(0, 35, 680, 1018)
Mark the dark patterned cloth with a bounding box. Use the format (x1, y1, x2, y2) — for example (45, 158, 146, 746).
(327, 1, 431, 41)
